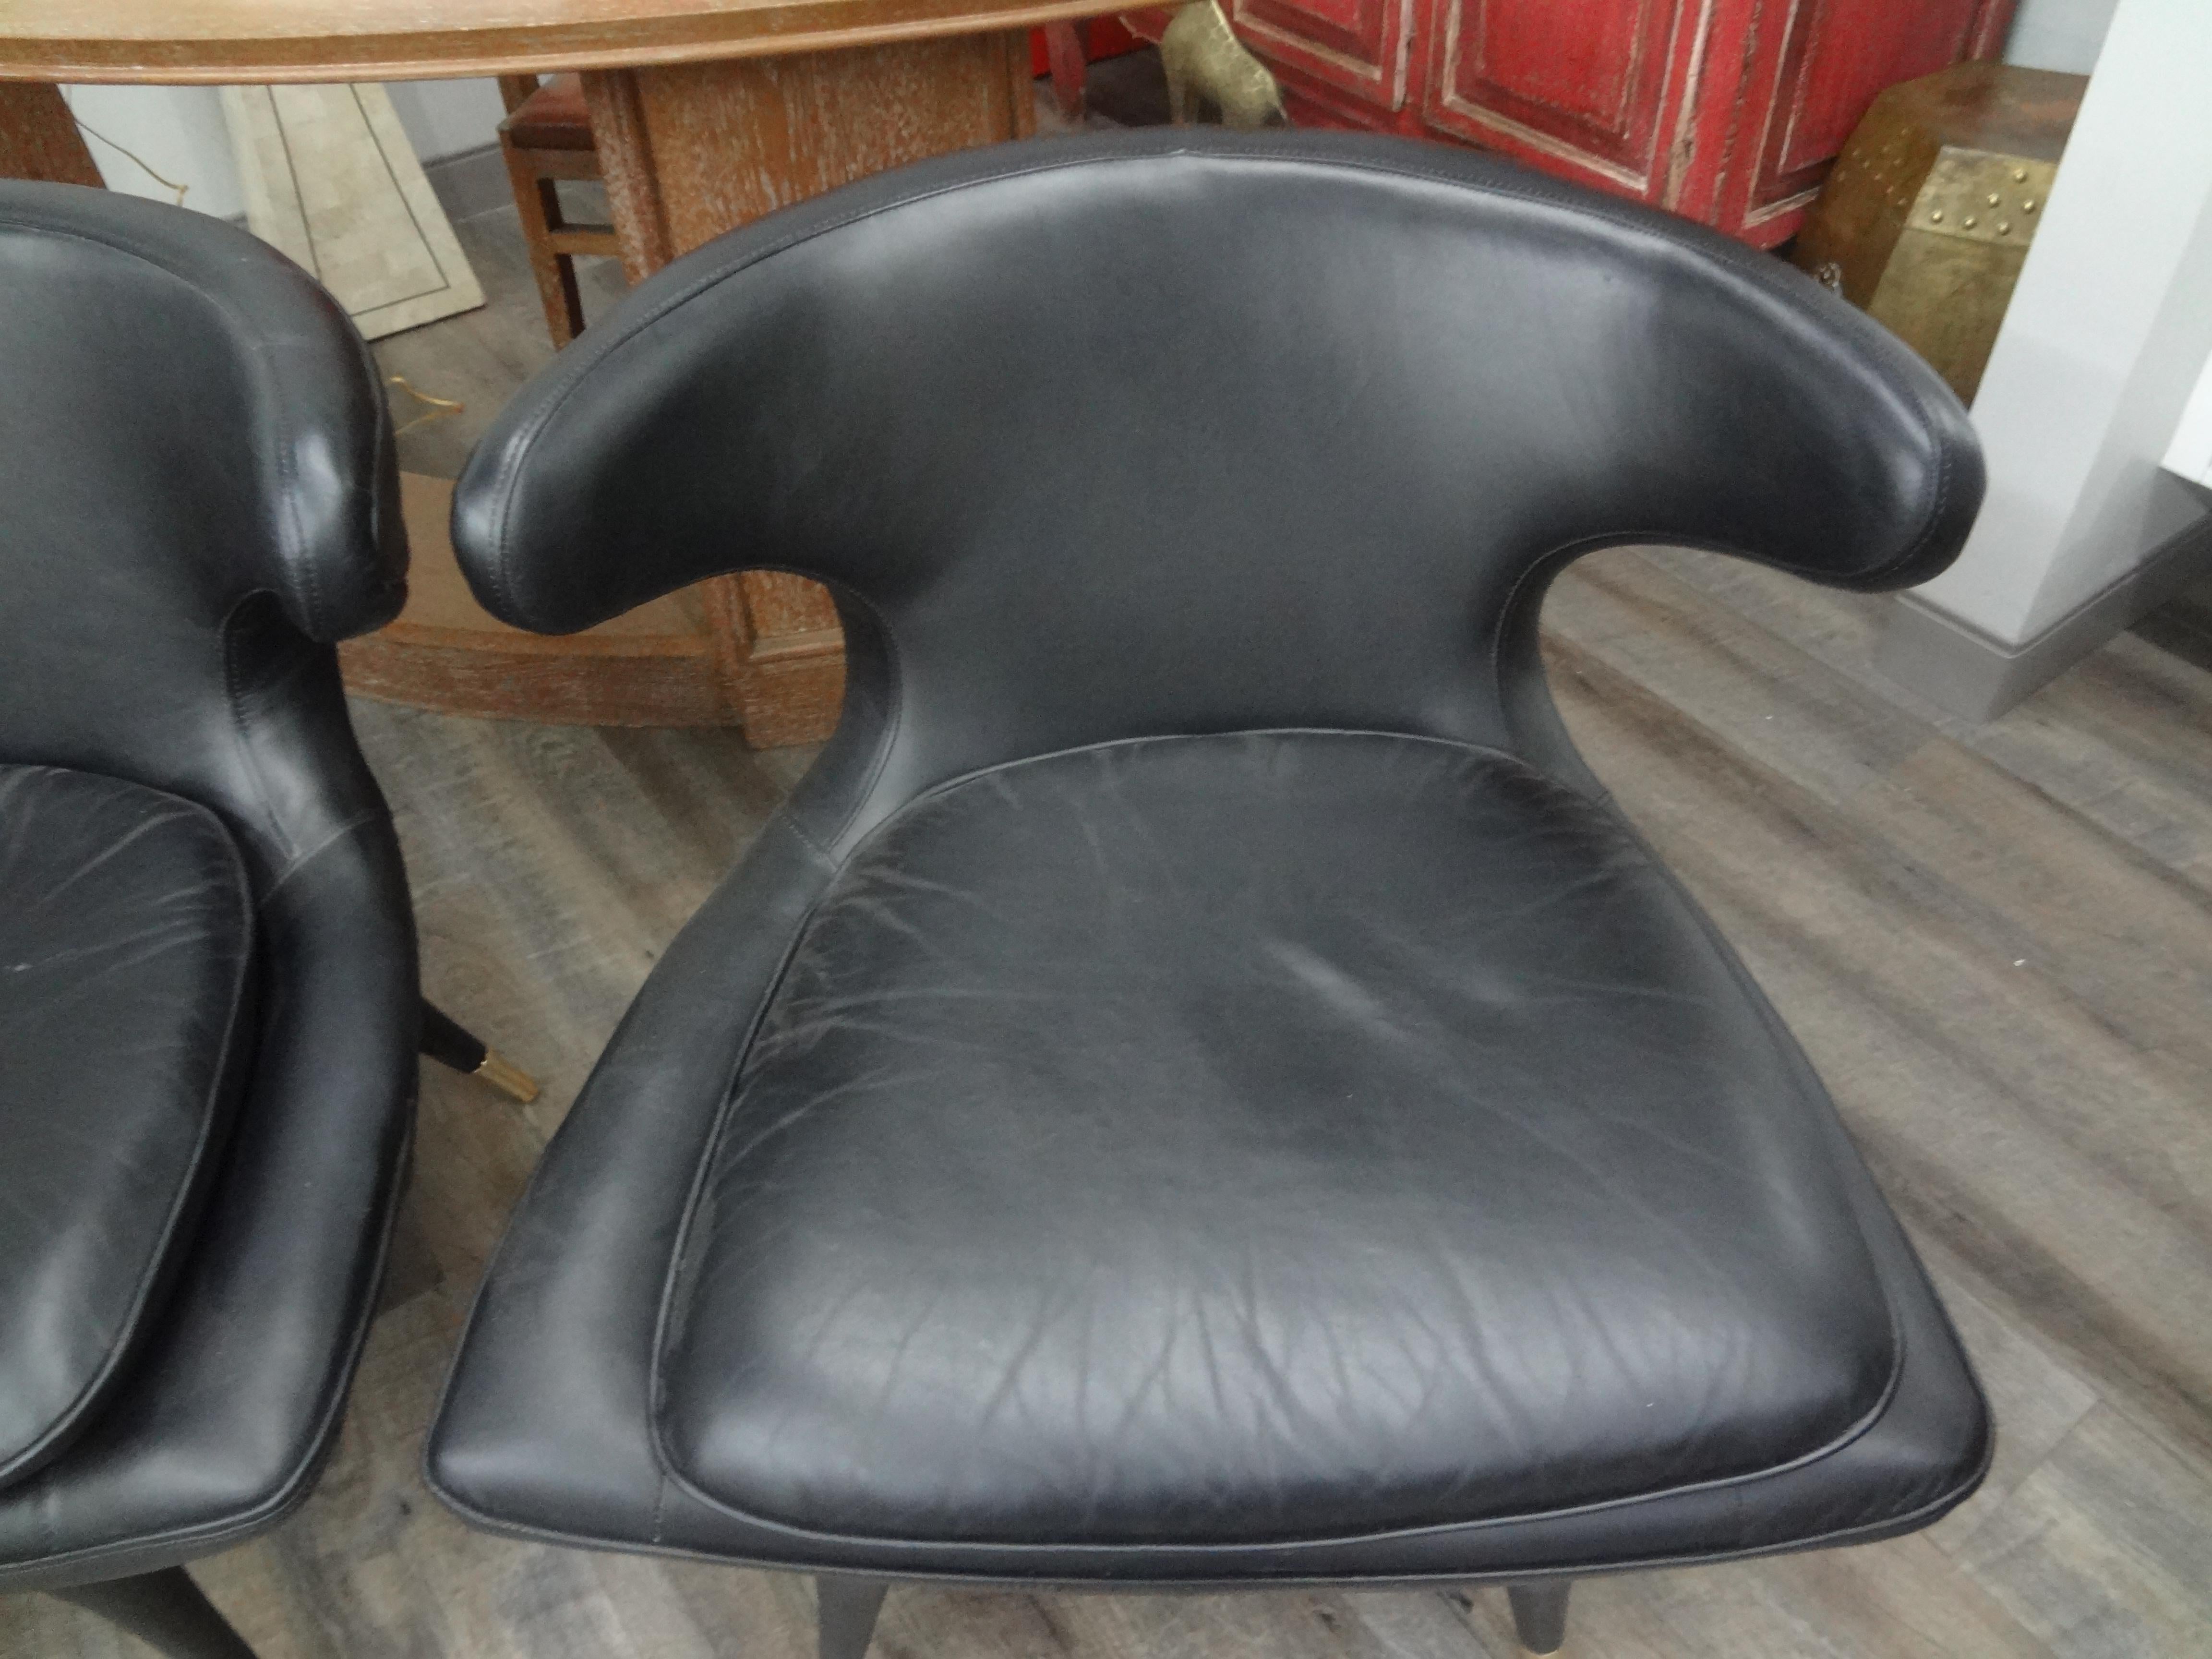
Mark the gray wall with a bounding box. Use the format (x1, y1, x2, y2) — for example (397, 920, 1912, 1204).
(2004, 0, 2122, 73)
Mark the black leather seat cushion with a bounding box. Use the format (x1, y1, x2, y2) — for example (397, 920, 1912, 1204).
(0, 766, 253, 1489)
(655, 732, 1898, 1545)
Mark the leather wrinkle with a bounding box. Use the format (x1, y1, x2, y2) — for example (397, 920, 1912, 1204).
(644, 731, 1907, 1550)
(0, 770, 255, 1489)
(645, 853, 845, 1501)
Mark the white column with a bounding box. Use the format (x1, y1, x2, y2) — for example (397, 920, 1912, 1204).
(1880, 0, 2212, 713)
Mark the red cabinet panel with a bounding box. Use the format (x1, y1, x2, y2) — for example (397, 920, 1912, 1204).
(1737, 0, 2012, 233)
(1224, 0, 2019, 246)
(1422, 0, 1698, 194)
(1233, 0, 1416, 109)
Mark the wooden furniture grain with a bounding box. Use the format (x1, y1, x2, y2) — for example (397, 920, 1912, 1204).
(1043, 21, 1088, 119)
(0, 1, 1096, 81)
(1139, 0, 2020, 247)
(338, 474, 735, 726)
(579, 32, 1037, 743)
(0, 82, 96, 183)
(1031, 14, 1142, 120)
(495, 73, 616, 346)
(0, 0, 1087, 743)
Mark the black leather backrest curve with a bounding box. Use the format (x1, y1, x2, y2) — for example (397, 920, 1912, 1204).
(0, 182, 405, 888)
(454, 131, 1981, 845)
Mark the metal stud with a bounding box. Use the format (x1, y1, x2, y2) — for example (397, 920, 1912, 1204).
(2013, 167, 2029, 181)
(1997, 221, 2012, 235)
(1962, 215, 1977, 228)
(1986, 192, 2001, 206)
(2023, 199, 2037, 212)
(1930, 209, 1944, 222)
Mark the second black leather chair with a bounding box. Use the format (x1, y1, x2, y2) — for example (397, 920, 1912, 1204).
(426, 130, 1992, 1656)
(0, 180, 535, 1659)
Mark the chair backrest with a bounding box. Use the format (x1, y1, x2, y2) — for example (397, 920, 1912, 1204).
(0, 181, 406, 891)
(452, 131, 1982, 853)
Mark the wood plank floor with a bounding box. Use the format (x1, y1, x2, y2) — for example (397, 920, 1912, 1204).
(10, 194, 2212, 1659)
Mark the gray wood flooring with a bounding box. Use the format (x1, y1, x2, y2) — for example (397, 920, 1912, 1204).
(9, 194, 2211, 1659)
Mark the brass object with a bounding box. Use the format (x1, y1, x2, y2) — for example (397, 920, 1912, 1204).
(386, 374, 466, 438)
(1161, 0, 1287, 129)
(1792, 62, 2085, 403)
(476, 1048, 542, 1104)
(1913, 147, 2057, 247)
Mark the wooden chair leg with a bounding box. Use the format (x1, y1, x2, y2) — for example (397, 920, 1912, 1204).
(503, 139, 583, 346)
(816, 1575, 888, 1659)
(1045, 21, 1087, 121)
(1506, 1581, 1570, 1654)
(496, 73, 542, 114)
(535, 177, 589, 341)
(48, 1568, 257, 1659)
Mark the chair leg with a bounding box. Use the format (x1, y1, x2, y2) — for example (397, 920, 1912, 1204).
(1506, 1581, 1570, 1654)
(816, 1575, 889, 1659)
(48, 1567, 258, 1659)
(1044, 21, 1088, 121)
(496, 73, 543, 115)
(503, 139, 584, 346)
(420, 998, 541, 1102)
(534, 177, 590, 341)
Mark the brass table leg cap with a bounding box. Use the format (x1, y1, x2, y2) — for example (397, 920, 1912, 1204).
(476, 1048, 541, 1104)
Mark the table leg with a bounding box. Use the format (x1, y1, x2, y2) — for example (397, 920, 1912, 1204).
(581, 32, 1034, 746)
(0, 82, 103, 186)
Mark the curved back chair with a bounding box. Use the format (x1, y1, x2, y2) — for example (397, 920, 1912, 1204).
(0, 182, 517, 1658)
(428, 131, 1990, 1657)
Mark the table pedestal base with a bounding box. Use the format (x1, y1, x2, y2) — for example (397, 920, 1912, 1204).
(577, 31, 1035, 745)
(0, 82, 100, 185)
(341, 474, 739, 726)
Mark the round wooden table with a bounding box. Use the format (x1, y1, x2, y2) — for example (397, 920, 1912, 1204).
(1, 0, 1097, 744)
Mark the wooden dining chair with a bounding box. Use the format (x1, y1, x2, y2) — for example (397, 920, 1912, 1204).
(496, 74, 619, 346)
(1043, 22, 1089, 120)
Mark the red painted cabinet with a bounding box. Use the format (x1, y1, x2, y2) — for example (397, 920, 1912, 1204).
(1226, 0, 2017, 246)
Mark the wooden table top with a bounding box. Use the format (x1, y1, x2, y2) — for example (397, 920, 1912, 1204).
(0, 0, 1105, 82)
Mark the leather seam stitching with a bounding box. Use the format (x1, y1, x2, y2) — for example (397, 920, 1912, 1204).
(0, 213, 336, 637)
(471, 139, 1958, 622)
(1594, 801, 1911, 1483)
(643, 838, 840, 1500)
(2, 1107, 416, 1589)
(425, 1384, 1984, 1579)
(820, 582, 904, 856)
(0, 785, 257, 1492)
(351, 300, 401, 627)
(221, 599, 301, 873)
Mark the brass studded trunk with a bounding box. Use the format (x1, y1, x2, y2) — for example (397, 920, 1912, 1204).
(1791, 62, 2084, 404)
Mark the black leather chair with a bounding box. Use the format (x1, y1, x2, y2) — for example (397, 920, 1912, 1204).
(427, 131, 1992, 1657)
(0, 182, 530, 1658)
